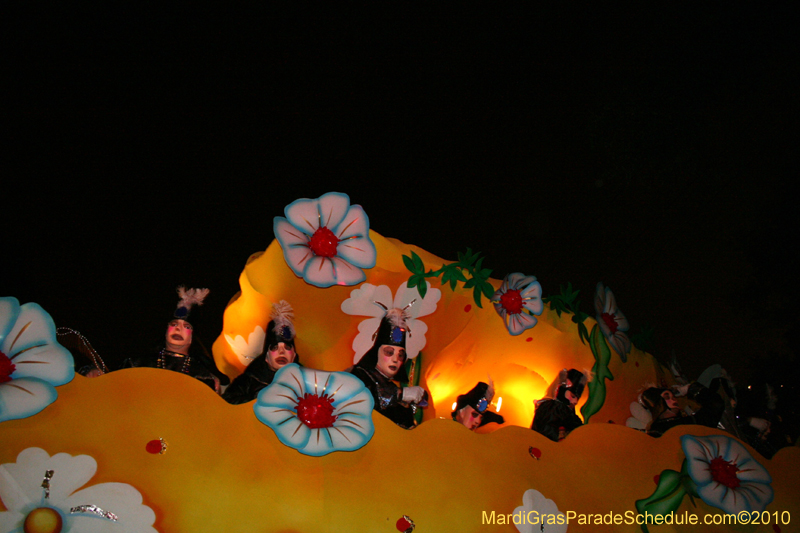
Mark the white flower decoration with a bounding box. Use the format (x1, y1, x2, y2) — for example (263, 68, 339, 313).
(0, 447, 157, 533)
(491, 273, 544, 336)
(513, 488, 568, 533)
(340, 282, 441, 363)
(593, 282, 631, 362)
(0, 297, 74, 423)
(625, 401, 652, 431)
(273, 192, 377, 288)
(681, 434, 774, 514)
(224, 326, 266, 366)
(254, 364, 375, 456)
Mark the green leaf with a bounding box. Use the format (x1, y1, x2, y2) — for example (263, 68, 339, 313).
(454, 268, 467, 282)
(416, 276, 428, 298)
(402, 254, 417, 273)
(411, 251, 424, 271)
(634, 469, 688, 533)
(463, 278, 476, 289)
(481, 281, 494, 299)
(473, 285, 484, 308)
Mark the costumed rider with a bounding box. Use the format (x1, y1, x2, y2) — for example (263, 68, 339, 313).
(124, 286, 229, 393)
(639, 380, 725, 438)
(223, 300, 299, 404)
(350, 308, 428, 430)
(452, 379, 504, 430)
(531, 368, 588, 442)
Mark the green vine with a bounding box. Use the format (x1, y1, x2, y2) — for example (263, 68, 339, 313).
(403, 248, 495, 308)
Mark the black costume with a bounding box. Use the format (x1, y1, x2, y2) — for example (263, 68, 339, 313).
(223, 353, 301, 404)
(351, 366, 416, 429)
(531, 368, 588, 442)
(223, 300, 299, 405)
(645, 382, 725, 438)
(350, 309, 423, 430)
(123, 346, 224, 391)
(532, 400, 583, 441)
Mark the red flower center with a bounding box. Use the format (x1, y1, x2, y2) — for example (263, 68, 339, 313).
(601, 312, 619, 334)
(308, 227, 340, 257)
(709, 456, 741, 488)
(0, 351, 16, 384)
(499, 289, 524, 314)
(295, 393, 338, 429)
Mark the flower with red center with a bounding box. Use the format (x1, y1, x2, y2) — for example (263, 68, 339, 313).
(295, 393, 337, 428)
(681, 434, 773, 514)
(593, 282, 631, 362)
(490, 273, 544, 336)
(254, 364, 375, 456)
(0, 350, 16, 383)
(273, 192, 377, 288)
(0, 297, 75, 423)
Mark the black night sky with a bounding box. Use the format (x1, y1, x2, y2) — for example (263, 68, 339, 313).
(5, 5, 799, 413)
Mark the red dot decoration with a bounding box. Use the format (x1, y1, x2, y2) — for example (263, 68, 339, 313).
(146, 440, 163, 454)
(653, 475, 660, 484)
(396, 515, 414, 532)
(528, 447, 542, 459)
(526, 337, 532, 342)
(635, 361, 640, 367)
(464, 304, 471, 312)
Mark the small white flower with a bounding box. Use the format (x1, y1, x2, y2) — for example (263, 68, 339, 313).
(513, 489, 568, 533)
(340, 282, 440, 363)
(224, 326, 266, 365)
(0, 447, 157, 533)
(594, 282, 631, 361)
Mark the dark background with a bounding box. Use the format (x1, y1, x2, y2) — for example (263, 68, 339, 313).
(4, 5, 798, 413)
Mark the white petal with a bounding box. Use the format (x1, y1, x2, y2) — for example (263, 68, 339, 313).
(341, 284, 393, 317)
(254, 404, 311, 450)
(65, 483, 157, 533)
(505, 273, 537, 291)
(626, 417, 647, 430)
(629, 402, 652, 426)
(5, 303, 73, 386)
(0, 297, 22, 346)
(394, 282, 441, 319)
(303, 256, 365, 288)
(404, 319, 428, 359)
(0, 378, 59, 423)
(315, 192, 351, 230)
(508, 312, 538, 336)
(0, 509, 26, 531)
(257, 367, 305, 409)
(284, 197, 323, 234)
(273, 218, 313, 277)
(613, 310, 630, 332)
(0, 448, 96, 510)
(352, 318, 382, 364)
(594, 282, 606, 315)
(332, 205, 376, 269)
(604, 287, 618, 315)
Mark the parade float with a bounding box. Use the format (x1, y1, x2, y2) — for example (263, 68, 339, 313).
(2, 192, 797, 532)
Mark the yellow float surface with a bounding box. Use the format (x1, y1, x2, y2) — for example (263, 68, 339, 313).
(3, 231, 798, 532)
(1, 371, 798, 532)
